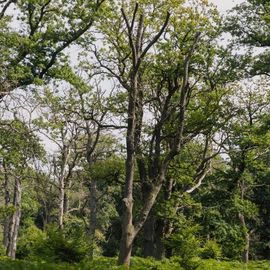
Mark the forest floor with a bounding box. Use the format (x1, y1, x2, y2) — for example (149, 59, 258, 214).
(0, 257, 270, 270)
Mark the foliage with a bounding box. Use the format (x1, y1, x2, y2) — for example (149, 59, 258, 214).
(16, 224, 46, 259)
(167, 225, 201, 270)
(200, 240, 222, 260)
(16, 224, 91, 263)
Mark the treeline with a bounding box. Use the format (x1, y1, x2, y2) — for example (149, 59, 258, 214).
(0, 0, 270, 269)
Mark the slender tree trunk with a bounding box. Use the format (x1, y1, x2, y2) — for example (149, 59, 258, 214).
(58, 175, 65, 230)
(6, 177, 21, 259)
(243, 232, 250, 263)
(63, 178, 71, 214)
(3, 164, 10, 248)
(88, 179, 97, 259)
(239, 213, 249, 263)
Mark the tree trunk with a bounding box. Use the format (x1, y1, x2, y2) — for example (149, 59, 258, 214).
(118, 219, 135, 266)
(3, 164, 10, 248)
(155, 219, 165, 260)
(118, 65, 137, 266)
(142, 214, 155, 258)
(6, 177, 21, 259)
(154, 178, 174, 260)
(63, 183, 70, 214)
(243, 232, 250, 263)
(239, 213, 249, 263)
(118, 178, 136, 266)
(88, 179, 97, 259)
(58, 175, 65, 229)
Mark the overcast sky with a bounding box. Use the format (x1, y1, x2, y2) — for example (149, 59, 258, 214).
(209, 0, 244, 12)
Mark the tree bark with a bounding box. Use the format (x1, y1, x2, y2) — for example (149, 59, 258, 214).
(6, 177, 21, 259)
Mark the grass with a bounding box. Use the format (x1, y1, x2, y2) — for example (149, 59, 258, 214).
(0, 257, 270, 270)
(198, 259, 270, 270)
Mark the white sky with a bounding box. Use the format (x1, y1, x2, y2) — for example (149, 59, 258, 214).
(209, 0, 244, 12)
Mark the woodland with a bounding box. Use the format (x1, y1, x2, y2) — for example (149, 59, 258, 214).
(1, 0, 270, 269)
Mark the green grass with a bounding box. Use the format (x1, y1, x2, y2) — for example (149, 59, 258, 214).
(198, 259, 270, 270)
(0, 257, 270, 270)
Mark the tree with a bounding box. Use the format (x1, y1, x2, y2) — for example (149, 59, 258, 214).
(197, 79, 270, 262)
(0, 118, 43, 259)
(92, 0, 221, 266)
(226, 0, 270, 76)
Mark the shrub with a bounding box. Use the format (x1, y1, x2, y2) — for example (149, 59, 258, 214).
(17, 223, 91, 263)
(16, 224, 46, 259)
(35, 224, 91, 263)
(200, 240, 222, 259)
(0, 245, 6, 257)
(167, 225, 201, 270)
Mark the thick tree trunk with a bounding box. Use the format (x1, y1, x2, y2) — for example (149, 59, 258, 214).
(6, 177, 21, 259)
(118, 219, 135, 266)
(153, 178, 174, 260)
(118, 161, 136, 266)
(154, 219, 165, 260)
(142, 214, 155, 258)
(88, 179, 97, 259)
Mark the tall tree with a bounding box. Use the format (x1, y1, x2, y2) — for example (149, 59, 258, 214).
(93, 0, 220, 266)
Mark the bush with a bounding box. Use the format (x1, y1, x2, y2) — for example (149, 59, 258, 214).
(200, 240, 222, 259)
(167, 225, 201, 270)
(35, 224, 91, 263)
(0, 245, 6, 257)
(17, 223, 91, 263)
(16, 224, 46, 259)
